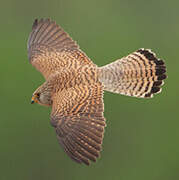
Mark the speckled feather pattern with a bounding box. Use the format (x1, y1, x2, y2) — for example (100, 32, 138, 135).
(27, 18, 167, 165)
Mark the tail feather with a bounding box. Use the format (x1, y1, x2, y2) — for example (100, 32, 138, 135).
(98, 49, 167, 98)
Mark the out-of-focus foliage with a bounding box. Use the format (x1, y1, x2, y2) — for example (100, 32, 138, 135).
(0, 0, 178, 179)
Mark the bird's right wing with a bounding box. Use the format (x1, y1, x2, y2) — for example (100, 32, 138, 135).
(27, 19, 93, 80)
(50, 82, 105, 165)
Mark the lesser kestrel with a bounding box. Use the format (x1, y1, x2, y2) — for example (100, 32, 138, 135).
(28, 19, 167, 165)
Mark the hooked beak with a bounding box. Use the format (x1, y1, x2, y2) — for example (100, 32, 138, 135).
(31, 95, 37, 104)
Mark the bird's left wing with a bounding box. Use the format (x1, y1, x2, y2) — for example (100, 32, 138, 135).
(27, 19, 93, 80)
(50, 82, 105, 165)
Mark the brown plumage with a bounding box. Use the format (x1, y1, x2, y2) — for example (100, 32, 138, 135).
(28, 18, 167, 165)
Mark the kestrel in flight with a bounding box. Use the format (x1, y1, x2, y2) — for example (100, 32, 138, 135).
(28, 19, 167, 165)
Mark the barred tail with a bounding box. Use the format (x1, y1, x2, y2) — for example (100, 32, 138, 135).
(98, 49, 167, 98)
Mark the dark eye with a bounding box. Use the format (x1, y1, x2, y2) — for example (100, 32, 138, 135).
(36, 93, 40, 97)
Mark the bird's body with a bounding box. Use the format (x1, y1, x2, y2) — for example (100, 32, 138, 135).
(28, 19, 167, 165)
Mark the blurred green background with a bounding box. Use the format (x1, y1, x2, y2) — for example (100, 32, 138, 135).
(0, 0, 178, 179)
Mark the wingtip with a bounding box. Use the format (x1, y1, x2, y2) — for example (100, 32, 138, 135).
(32, 19, 38, 29)
(32, 18, 53, 29)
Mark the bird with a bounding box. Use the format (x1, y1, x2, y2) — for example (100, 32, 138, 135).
(28, 18, 167, 165)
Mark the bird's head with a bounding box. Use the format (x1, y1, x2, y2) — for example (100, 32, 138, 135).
(31, 85, 52, 106)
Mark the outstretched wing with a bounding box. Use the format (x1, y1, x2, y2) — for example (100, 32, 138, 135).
(50, 82, 105, 165)
(27, 19, 93, 80)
